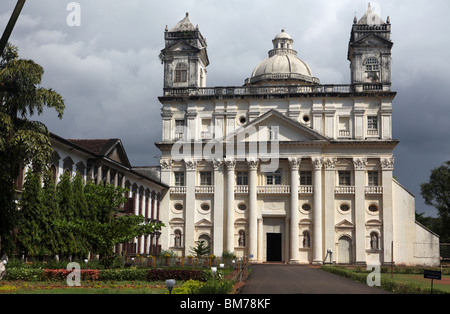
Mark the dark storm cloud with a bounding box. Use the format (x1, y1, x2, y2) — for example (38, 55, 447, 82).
(1, 0, 449, 217)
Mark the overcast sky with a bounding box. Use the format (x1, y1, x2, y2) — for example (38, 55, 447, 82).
(1, 0, 449, 217)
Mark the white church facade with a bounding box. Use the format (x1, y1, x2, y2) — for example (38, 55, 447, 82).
(156, 6, 440, 266)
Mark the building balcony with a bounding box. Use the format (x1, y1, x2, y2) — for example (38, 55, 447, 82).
(334, 186, 356, 194)
(365, 186, 383, 194)
(299, 185, 314, 194)
(195, 185, 214, 194)
(234, 185, 249, 194)
(257, 185, 290, 194)
(170, 186, 186, 194)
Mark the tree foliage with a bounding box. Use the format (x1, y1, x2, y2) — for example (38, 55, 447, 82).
(0, 44, 65, 255)
(420, 161, 450, 242)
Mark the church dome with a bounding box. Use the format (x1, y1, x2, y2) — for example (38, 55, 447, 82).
(247, 30, 320, 86)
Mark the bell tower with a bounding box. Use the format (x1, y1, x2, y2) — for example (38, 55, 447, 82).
(160, 13, 209, 89)
(348, 4, 393, 90)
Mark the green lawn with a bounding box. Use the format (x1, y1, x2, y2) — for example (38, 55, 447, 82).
(382, 273, 450, 293)
(0, 280, 173, 294)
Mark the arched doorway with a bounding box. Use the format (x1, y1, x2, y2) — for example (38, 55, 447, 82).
(338, 236, 353, 264)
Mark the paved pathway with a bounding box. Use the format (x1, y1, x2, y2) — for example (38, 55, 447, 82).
(239, 264, 392, 294)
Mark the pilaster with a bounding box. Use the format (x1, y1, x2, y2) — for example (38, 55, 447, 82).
(323, 158, 336, 263)
(184, 158, 197, 256)
(289, 157, 301, 263)
(312, 157, 323, 265)
(247, 158, 259, 262)
(213, 159, 224, 256)
(225, 158, 236, 253)
(381, 157, 394, 265)
(353, 157, 367, 265)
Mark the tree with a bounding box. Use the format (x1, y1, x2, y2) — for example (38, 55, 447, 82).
(17, 169, 45, 258)
(41, 167, 63, 257)
(189, 240, 211, 258)
(420, 161, 450, 242)
(0, 44, 65, 255)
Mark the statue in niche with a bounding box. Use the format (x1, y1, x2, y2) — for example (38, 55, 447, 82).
(238, 231, 245, 247)
(370, 233, 378, 250)
(174, 231, 181, 247)
(303, 231, 310, 248)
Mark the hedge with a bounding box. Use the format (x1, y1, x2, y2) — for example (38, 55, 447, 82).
(4, 268, 208, 282)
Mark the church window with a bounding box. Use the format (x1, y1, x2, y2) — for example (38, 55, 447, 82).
(266, 169, 282, 185)
(174, 203, 183, 211)
(236, 171, 248, 185)
(364, 57, 380, 82)
(175, 119, 185, 139)
(174, 172, 185, 186)
(365, 57, 380, 71)
(174, 63, 188, 83)
(367, 116, 378, 135)
(338, 171, 351, 186)
(302, 115, 310, 123)
(268, 126, 279, 141)
(367, 171, 379, 186)
(200, 171, 212, 185)
(340, 204, 350, 212)
(200, 203, 210, 212)
(238, 203, 247, 211)
(300, 171, 312, 185)
(369, 204, 379, 213)
(302, 203, 311, 212)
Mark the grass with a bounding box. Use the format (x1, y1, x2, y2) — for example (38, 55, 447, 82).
(382, 273, 450, 293)
(321, 265, 450, 294)
(0, 280, 172, 294)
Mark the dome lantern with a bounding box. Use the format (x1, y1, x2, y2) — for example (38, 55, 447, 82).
(246, 30, 320, 86)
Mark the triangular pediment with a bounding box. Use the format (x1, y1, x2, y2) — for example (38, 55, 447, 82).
(195, 218, 213, 228)
(335, 219, 354, 229)
(352, 34, 393, 47)
(163, 41, 200, 53)
(226, 109, 329, 143)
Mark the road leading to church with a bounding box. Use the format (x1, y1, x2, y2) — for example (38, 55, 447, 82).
(239, 264, 392, 294)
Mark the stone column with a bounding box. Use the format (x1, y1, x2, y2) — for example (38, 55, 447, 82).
(225, 158, 236, 253)
(213, 159, 224, 256)
(159, 159, 171, 251)
(184, 159, 197, 256)
(381, 157, 394, 265)
(354, 157, 367, 265)
(289, 157, 301, 263)
(312, 157, 323, 265)
(247, 158, 259, 262)
(323, 158, 336, 262)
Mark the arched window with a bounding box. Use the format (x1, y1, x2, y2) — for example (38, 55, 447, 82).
(364, 57, 380, 81)
(174, 63, 188, 83)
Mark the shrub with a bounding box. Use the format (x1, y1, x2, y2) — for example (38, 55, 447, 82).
(172, 279, 234, 294)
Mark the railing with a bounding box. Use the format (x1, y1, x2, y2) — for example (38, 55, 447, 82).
(365, 186, 383, 194)
(335, 186, 356, 194)
(162, 83, 390, 98)
(234, 185, 249, 194)
(257, 185, 290, 194)
(299, 185, 314, 194)
(170, 186, 186, 194)
(339, 130, 351, 137)
(195, 185, 214, 194)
